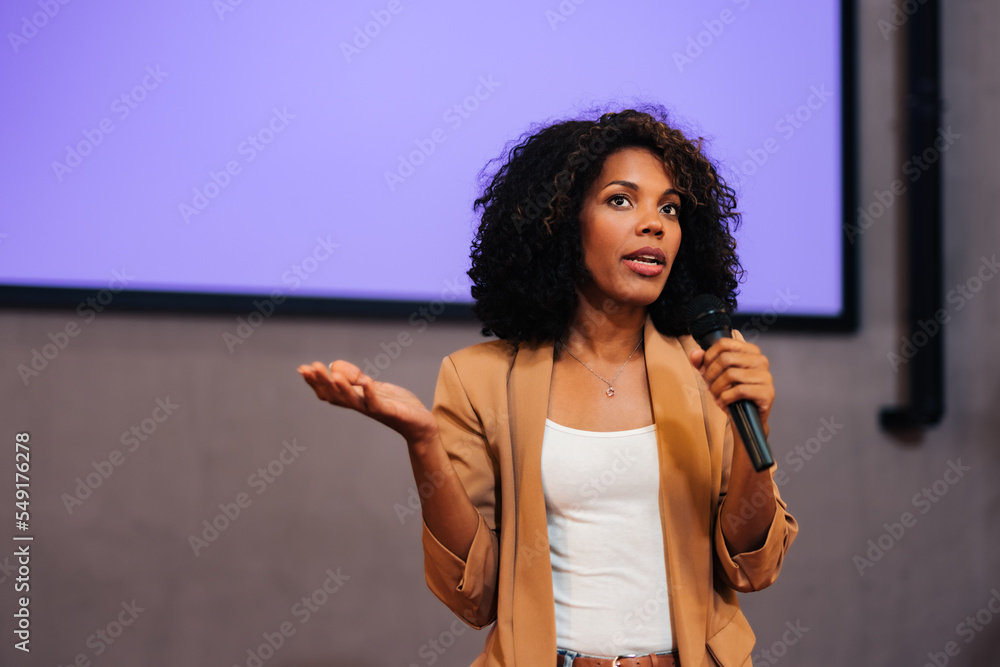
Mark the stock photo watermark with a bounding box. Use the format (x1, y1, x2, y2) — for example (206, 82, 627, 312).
(11, 544, 31, 652)
(178, 106, 295, 224)
(406, 618, 472, 666)
(845, 126, 960, 244)
(887, 253, 998, 372)
(544, 0, 589, 31)
(53, 599, 144, 665)
(357, 276, 468, 382)
(7, 0, 74, 54)
(782, 417, 844, 476)
(0, 551, 20, 587)
(51, 66, 169, 183)
(230, 565, 349, 667)
(737, 288, 799, 344)
(213, 0, 250, 21)
(587, 583, 671, 657)
(672, 0, 754, 73)
(394, 468, 445, 524)
(877, 0, 931, 40)
(853, 459, 971, 576)
(188, 438, 306, 556)
(16, 268, 135, 386)
(61, 396, 180, 514)
(384, 76, 502, 192)
(222, 235, 340, 353)
(726, 415, 844, 533)
(514, 123, 624, 235)
(340, 0, 409, 62)
(919, 588, 1000, 667)
(751, 619, 810, 665)
(738, 84, 834, 178)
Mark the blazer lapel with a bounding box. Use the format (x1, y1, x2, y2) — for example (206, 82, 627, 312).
(507, 339, 558, 658)
(644, 318, 713, 665)
(505, 324, 714, 663)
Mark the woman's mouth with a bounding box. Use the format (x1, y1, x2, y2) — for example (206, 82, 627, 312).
(622, 256, 664, 276)
(622, 247, 666, 276)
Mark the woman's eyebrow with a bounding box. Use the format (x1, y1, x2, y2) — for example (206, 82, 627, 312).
(603, 179, 639, 190)
(602, 180, 680, 198)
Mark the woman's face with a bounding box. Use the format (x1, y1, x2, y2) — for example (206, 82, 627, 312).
(577, 147, 682, 309)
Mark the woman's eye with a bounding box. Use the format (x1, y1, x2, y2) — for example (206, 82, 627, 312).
(661, 203, 680, 215)
(608, 194, 631, 208)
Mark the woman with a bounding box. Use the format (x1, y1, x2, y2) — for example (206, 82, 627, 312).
(299, 108, 797, 666)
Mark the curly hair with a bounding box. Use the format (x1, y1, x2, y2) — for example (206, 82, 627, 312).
(468, 105, 743, 345)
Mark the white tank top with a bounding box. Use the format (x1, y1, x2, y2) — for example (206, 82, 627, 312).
(541, 418, 674, 656)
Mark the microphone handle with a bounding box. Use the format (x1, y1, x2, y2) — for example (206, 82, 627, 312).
(695, 328, 775, 472)
(729, 400, 774, 472)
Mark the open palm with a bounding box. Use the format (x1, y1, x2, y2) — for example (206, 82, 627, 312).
(297, 360, 437, 443)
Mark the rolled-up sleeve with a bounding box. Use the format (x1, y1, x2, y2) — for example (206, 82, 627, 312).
(713, 423, 799, 592)
(714, 484, 797, 592)
(422, 355, 502, 628)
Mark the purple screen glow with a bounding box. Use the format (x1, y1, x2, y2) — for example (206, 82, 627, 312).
(1, 0, 843, 316)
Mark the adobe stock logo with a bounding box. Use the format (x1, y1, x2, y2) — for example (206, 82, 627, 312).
(853, 459, 971, 576)
(339, 0, 409, 63)
(672, 0, 754, 73)
(384, 76, 501, 192)
(7, 0, 73, 54)
(51, 66, 169, 183)
(16, 268, 135, 386)
(179, 107, 295, 224)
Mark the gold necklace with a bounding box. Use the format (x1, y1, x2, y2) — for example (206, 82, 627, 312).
(558, 336, 643, 397)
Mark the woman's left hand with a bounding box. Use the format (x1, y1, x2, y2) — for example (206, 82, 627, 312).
(689, 331, 778, 553)
(687, 330, 774, 435)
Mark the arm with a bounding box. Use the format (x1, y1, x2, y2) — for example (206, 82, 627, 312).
(297, 359, 498, 623)
(712, 421, 797, 591)
(420, 355, 502, 627)
(688, 333, 798, 591)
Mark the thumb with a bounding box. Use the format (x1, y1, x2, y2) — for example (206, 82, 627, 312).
(358, 374, 378, 412)
(688, 347, 705, 369)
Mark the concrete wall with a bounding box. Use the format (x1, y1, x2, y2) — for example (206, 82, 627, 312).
(2, 1, 998, 665)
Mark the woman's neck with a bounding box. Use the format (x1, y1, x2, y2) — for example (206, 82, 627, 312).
(561, 296, 647, 362)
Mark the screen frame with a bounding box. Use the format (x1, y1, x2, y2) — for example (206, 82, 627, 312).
(1, 1, 858, 335)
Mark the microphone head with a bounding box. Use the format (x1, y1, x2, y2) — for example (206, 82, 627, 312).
(686, 294, 731, 340)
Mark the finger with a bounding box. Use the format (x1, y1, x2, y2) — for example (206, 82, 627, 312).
(329, 371, 369, 410)
(702, 337, 760, 364)
(688, 347, 705, 370)
(703, 350, 768, 386)
(707, 366, 768, 396)
(300, 362, 365, 409)
(716, 383, 773, 416)
(302, 368, 345, 404)
(356, 372, 379, 413)
(329, 360, 365, 384)
(297, 362, 324, 378)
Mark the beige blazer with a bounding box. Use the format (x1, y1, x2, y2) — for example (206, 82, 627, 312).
(422, 317, 797, 666)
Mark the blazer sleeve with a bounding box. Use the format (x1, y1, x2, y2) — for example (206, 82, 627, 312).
(712, 420, 798, 592)
(421, 354, 502, 628)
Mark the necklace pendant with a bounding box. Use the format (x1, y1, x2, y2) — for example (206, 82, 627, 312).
(606, 386, 615, 397)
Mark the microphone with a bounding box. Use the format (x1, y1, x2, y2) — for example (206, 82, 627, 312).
(686, 294, 774, 472)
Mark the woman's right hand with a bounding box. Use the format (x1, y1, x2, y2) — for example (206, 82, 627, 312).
(299, 359, 480, 562)
(297, 360, 438, 444)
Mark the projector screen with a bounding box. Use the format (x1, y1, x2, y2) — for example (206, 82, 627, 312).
(1, 0, 853, 327)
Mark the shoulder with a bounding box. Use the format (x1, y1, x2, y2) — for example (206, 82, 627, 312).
(433, 339, 521, 416)
(435, 339, 522, 398)
(445, 338, 519, 373)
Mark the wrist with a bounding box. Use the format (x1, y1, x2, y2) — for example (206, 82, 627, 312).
(405, 427, 441, 457)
